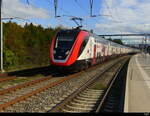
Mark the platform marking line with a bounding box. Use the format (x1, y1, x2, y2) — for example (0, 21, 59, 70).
(135, 55, 150, 89)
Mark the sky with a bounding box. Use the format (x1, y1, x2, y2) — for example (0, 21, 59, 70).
(1, 0, 150, 44)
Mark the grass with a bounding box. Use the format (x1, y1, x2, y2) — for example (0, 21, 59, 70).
(32, 74, 43, 78)
(10, 78, 29, 83)
(0, 75, 45, 89)
(91, 83, 106, 90)
(10, 74, 44, 83)
(4, 64, 50, 73)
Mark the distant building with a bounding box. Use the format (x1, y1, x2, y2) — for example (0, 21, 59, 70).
(138, 44, 150, 53)
(139, 44, 150, 49)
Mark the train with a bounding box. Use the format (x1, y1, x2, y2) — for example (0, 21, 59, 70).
(50, 28, 139, 71)
(147, 46, 150, 54)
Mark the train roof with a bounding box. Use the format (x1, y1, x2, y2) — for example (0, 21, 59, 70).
(58, 28, 138, 50)
(89, 31, 137, 49)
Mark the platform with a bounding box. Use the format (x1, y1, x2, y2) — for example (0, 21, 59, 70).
(124, 53, 150, 112)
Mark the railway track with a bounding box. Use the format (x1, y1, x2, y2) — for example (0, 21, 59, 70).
(0, 73, 16, 83)
(59, 89, 104, 112)
(49, 57, 129, 113)
(0, 56, 130, 112)
(0, 66, 55, 84)
(0, 73, 7, 77)
(98, 60, 128, 112)
(0, 76, 16, 83)
(0, 72, 82, 112)
(0, 76, 54, 95)
(0, 66, 58, 90)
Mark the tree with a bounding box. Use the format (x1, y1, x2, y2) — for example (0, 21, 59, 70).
(112, 39, 123, 45)
(3, 21, 59, 70)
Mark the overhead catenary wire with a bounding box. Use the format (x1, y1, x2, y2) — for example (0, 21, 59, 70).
(74, 0, 103, 28)
(26, 0, 29, 5)
(53, 1, 84, 28)
(52, 0, 113, 30)
(46, 0, 75, 28)
(74, 0, 88, 15)
(59, 7, 72, 16)
(1, 17, 30, 22)
(51, 0, 87, 28)
(103, 0, 113, 18)
(74, 0, 105, 27)
(102, 0, 124, 35)
(52, 0, 81, 18)
(60, 14, 83, 28)
(1, 12, 31, 22)
(74, 0, 91, 29)
(56, 16, 70, 27)
(74, 0, 113, 25)
(103, 0, 122, 23)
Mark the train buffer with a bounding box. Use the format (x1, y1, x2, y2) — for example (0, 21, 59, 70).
(124, 53, 150, 112)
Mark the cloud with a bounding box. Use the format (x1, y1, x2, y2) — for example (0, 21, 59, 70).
(2, 0, 50, 19)
(95, 0, 150, 35)
(17, 21, 39, 27)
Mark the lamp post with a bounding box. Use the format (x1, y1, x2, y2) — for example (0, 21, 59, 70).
(0, 17, 4, 73)
(0, 0, 4, 73)
(0, 0, 31, 73)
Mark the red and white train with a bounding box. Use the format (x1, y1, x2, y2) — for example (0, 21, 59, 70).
(50, 28, 139, 71)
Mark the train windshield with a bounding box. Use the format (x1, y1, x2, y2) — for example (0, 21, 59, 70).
(53, 30, 80, 60)
(54, 30, 80, 49)
(55, 36, 75, 49)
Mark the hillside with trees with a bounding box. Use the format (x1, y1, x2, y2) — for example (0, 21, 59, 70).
(3, 21, 125, 71)
(107, 38, 124, 45)
(3, 21, 60, 70)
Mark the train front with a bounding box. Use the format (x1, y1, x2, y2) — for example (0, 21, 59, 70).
(50, 29, 89, 70)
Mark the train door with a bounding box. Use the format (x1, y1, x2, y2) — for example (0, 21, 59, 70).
(92, 44, 96, 64)
(107, 42, 110, 57)
(89, 36, 96, 65)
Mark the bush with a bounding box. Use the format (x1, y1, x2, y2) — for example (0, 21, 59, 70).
(4, 48, 18, 68)
(3, 21, 61, 70)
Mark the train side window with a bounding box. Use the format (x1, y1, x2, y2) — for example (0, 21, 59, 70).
(78, 36, 89, 57)
(82, 39, 87, 48)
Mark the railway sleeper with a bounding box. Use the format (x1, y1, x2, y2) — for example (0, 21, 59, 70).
(79, 93, 101, 98)
(61, 108, 79, 113)
(64, 104, 92, 112)
(68, 101, 95, 108)
(83, 90, 104, 94)
(61, 107, 91, 113)
(85, 89, 103, 92)
(73, 98, 98, 104)
(4, 106, 25, 112)
(76, 96, 99, 101)
(102, 107, 114, 112)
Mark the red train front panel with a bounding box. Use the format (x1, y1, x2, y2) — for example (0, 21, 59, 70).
(50, 29, 89, 66)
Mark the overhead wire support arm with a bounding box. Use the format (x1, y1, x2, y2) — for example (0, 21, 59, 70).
(54, 0, 60, 18)
(89, 0, 111, 18)
(89, 0, 94, 17)
(26, 0, 29, 5)
(54, 0, 57, 17)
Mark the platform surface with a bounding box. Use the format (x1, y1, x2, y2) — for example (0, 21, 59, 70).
(124, 53, 150, 112)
